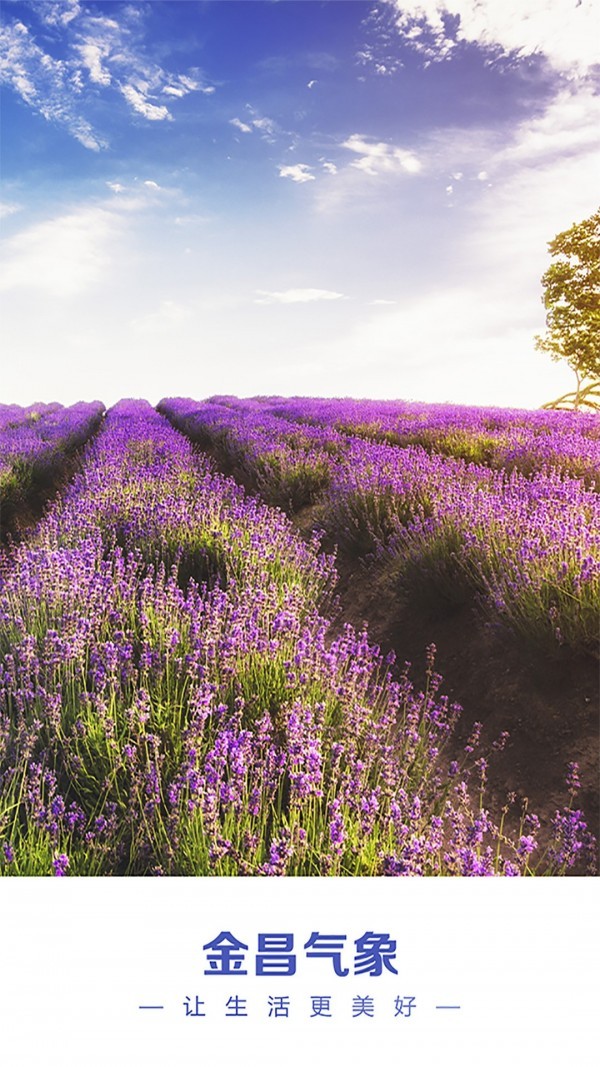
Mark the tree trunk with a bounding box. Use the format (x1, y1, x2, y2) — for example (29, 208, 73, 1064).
(574, 368, 581, 411)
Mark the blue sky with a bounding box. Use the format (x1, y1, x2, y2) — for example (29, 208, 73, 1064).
(1, 0, 599, 407)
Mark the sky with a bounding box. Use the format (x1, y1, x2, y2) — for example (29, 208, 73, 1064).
(1, 0, 599, 409)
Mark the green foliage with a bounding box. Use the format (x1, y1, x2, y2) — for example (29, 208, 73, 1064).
(255, 452, 331, 509)
(535, 207, 600, 383)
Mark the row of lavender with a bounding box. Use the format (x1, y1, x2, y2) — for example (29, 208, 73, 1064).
(0, 402, 62, 432)
(0, 401, 105, 528)
(1, 400, 593, 875)
(158, 397, 600, 658)
(257, 396, 600, 488)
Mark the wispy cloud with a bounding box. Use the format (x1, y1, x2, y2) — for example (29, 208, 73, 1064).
(465, 93, 600, 280)
(252, 116, 276, 137)
(0, 204, 119, 297)
(40, 2, 82, 29)
(313, 134, 423, 211)
(0, 200, 22, 219)
(0, 3, 214, 148)
(229, 106, 280, 140)
(163, 75, 213, 98)
(0, 183, 169, 298)
(415, 83, 600, 202)
(254, 288, 346, 304)
(0, 19, 107, 150)
(120, 84, 171, 122)
(243, 105, 279, 141)
(496, 87, 600, 168)
(174, 213, 213, 226)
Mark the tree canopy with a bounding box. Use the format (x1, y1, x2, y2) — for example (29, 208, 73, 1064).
(535, 208, 600, 389)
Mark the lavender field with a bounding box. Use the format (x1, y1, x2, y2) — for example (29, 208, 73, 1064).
(0, 397, 598, 877)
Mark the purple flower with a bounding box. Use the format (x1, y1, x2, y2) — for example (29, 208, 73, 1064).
(52, 853, 69, 877)
(517, 835, 538, 857)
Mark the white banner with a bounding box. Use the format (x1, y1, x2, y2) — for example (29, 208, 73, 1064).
(0, 878, 597, 1066)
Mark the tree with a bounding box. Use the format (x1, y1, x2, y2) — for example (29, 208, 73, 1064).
(535, 207, 600, 410)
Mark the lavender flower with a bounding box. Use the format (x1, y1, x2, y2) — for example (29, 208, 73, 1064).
(52, 853, 69, 877)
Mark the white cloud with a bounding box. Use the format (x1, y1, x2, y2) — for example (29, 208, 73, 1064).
(162, 74, 211, 98)
(179, 74, 201, 92)
(120, 84, 171, 121)
(230, 117, 252, 133)
(0, 201, 21, 219)
(384, 0, 600, 75)
(0, 180, 177, 300)
(252, 116, 277, 137)
(0, 204, 119, 297)
(321, 160, 338, 174)
(496, 88, 600, 168)
(39, 2, 81, 28)
(106, 178, 177, 205)
(244, 105, 279, 141)
(278, 163, 315, 183)
(342, 134, 422, 176)
(254, 288, 346, 305)
(174, 214, 212, 226)
(76, 41, 111, 86)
